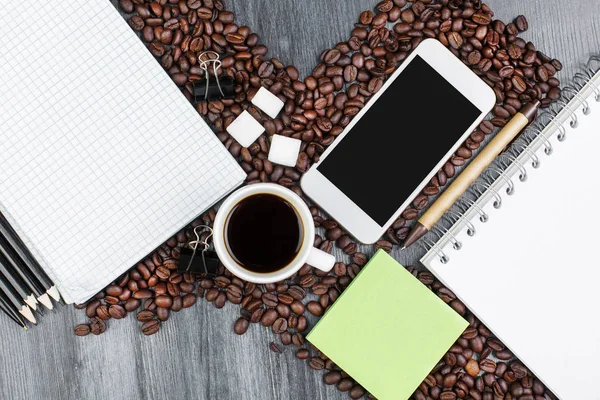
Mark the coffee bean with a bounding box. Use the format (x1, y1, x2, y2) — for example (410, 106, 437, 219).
(249, 307, 264, 323)
(269, 342, 282, 354)
(324, 370, 342, 385)
(547, 86, 561, 100)
(182, 293, 196, 308)
(128, 15, 145, 31)
(352, 252, 367, 266)
(187, 0, 202, 9)
(286, 300, 304, 315)
(96, 305, 111, 321)
(74, 324, 91, 336)
(448, 32, 463, 49)
(400, 8, 415, 23)
(275, 332, 290, 347)
(272, 317, 288, 334)
(324, 49, 341, 65)
(291, 333, 304, 347)
(537, 65, 549, 83)
(515, 15, 529, 32)
(299, 274, 316, 288)
(154, 295, 172, 309)
(306, 301, 324, 316)
(137, 310, 155, 322)
(89, 317, 106, 335)
(156, 307, 169, 321)
(133, 289, 153, 299)
(108, 305, 126, 319)
(260, 309, 278, 327)
(85, 300, 101, 318)
(169, 295, 182, 312)
(214, 276, 231, 288)
(472, 12, 491, 25)
(551, 58, 563, 71)
(262, 292, 278, 307)
(488, 338, 505, 352)
(480, 359, 497, 373)
(309, 357, 325, 370)
(465, 358, 480, 376)
(511, 75, 527, 93)
(440, 392, 456, 400)
(467, 51, 482, 65)
(224, 284, 241, 304)
(296, 349, 309, 360)
(337, 378, 354, 392)
(510, 362, 528, 379)
(349, 385, 365, 399)
(105, 285, 124, 297)
(121, 298, 139, 312)
(507, 44, 522, 60)
(214, 292, 226, 308)
(141, 320, 160, 335)
(233, 317, 249, 335)
(179, 282, 194, 294)
(275, 303, 290, 318)
(443, 373, 457, 388)
(119, 0, 134, 13)
(359, 10, 373, 25)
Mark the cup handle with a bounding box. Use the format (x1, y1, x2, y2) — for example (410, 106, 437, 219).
(306, 247, 335, 272)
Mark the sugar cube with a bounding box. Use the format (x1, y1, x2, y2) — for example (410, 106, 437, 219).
(251, 87, 284, 119)
(226, 110, 264, 147)
(268, 135, 301, 167)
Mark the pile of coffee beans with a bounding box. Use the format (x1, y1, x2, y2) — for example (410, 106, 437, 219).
(73, 0, 563, 398)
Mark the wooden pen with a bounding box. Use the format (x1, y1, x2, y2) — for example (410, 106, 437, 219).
(403, 100, 541, 249)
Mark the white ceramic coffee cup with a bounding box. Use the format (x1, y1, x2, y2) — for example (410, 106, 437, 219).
(213, 183, 335, 284)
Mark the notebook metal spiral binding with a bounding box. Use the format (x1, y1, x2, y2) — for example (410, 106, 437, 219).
(421, 54, 600, 263)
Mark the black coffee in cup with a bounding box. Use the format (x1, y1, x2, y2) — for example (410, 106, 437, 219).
(224, 193, 304, 273)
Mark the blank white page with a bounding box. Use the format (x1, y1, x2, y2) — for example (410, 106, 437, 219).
(422, 74, 600, 399)
(0, 0, 245, 304)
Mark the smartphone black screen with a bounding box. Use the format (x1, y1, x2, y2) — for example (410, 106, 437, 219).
(317, 55, 482, 226)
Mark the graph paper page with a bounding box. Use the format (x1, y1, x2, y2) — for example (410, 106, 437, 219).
(0, 0, 245, 304)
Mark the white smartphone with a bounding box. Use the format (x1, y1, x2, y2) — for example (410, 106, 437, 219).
(301, 39, 495, 244)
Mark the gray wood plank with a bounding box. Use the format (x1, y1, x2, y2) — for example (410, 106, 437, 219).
(0, 1, 598, 400)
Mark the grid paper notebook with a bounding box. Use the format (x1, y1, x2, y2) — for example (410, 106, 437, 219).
(0, 0, 245, 304)
(421, 56, 600, 399)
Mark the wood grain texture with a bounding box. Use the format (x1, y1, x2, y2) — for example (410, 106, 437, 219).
(0, 1, 598, 399)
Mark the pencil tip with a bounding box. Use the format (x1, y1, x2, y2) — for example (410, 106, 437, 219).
(402, 222, 429, 250)
(38, 294, 54, 310)
(20, 306, 37, 324)
(25, 295, 38, 310)
(47, 286, 62, 302)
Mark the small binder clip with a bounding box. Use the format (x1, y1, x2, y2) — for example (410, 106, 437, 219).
(177, 225, 220, 275)
(193, 51, 234, 103)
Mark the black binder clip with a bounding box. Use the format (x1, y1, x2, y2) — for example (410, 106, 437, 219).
(177, 225, 220, 275)
(193, 51, 234, 103)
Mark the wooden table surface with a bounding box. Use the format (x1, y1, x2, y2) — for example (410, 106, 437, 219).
(0, 1, 598, 399)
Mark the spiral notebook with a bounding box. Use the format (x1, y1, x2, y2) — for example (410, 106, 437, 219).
(421, 55, 600, 400)
(0, 0, 245, 304)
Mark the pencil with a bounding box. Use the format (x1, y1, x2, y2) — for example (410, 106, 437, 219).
(0, 271, 36, 324)
(0, 211, 61, 302)
(0, 292, 28, 330)
(403, 100, 541, 249)
(0, 234, 53, 309)
(0, 251, 38, 310)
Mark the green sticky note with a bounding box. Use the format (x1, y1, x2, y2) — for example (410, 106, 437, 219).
(307, 250, 468, 400)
